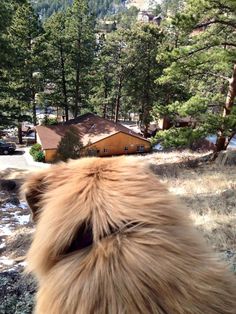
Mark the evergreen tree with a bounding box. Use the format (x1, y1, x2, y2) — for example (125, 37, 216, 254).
(0, 0, 30, 136)
(125, 23, 163, 136)
(90, 34, 114, 118)
(152, 0, 236, 151)
(32, 0, 124, 20)
(65, 0, 96, 117)
(43, 11, 70, 120)
(0, 1, 11, 71)
(0, 1, 12, 126)
(9, 2, 42, 127)
(92, 29, 130, 122)
(57, 126, 83, 161)
(93, 22, 163, 130)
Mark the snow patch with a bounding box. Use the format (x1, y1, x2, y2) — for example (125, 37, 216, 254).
(2, 203, 17, 209)
(0, 256, 14, 266)
(169, 186, 186, 195)
(0, 224, 13, 236)
(0, 242, 6, 249)
(19, 201, 28, 210)
(153, 143, 163, 151)
(14, 214, 30, 225)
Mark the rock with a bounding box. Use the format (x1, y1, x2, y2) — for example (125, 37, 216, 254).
(0, 180, 17, 192)
(222, 189, 236, 199)
(4, 196, 20, 206)
(215, 151, 236, 166)
(0, 269, 36, 314)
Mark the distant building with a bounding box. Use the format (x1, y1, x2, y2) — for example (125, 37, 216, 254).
(36, 113, 151, 162)
(137, 11, 162, 25)
(158, 116, 196, 130)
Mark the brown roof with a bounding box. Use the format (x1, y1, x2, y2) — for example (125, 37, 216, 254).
(36, 113, 150, 150)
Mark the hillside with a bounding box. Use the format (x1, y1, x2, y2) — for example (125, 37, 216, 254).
(32, 0, 162, 19)
(127, 0, 159, 10)
(32, 0, 126, 19)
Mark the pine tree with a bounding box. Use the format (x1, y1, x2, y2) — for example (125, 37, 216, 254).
(44, 11, 70, 120)
(91, 29, 131, 122)
(9, 2, 42, 127)
(152, 0, 236, 151)
(125, 23, 163, 137)
(0, 0, 29, 137)
(57, 126, 83, 161)
(65, 0, 96, 117)
(90, 34, 114, 118)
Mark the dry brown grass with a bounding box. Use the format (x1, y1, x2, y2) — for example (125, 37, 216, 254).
(144, 151, 236, 273)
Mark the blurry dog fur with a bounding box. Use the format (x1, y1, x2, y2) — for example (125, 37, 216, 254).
(22, 156, 236, 314)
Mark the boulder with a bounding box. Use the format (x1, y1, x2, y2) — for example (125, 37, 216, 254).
(222, 189, 236, 199)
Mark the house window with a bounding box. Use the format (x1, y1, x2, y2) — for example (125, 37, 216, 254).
(104, 148, 108, 153)
(137, 145, 145, 152)
(124, 146, 128, 151)
(97, 149, 100, 154)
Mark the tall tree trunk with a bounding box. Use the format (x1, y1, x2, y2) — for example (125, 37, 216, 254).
(74, 69, 81, 118)
(114, 77, 122, 123)
(74, 27, 82, 118)
(32, 101, 37, 125)
(143, 46, 151, 138)
(60, 44, 69, 121)
(103, 83, 108, 118)
(30, 71, 36, 125)
(103, 103, 107, 119)
(216, 64, 236, 152)
(18, 122, 23, 145)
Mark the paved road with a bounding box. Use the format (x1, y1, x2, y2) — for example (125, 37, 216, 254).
(0, 148, 49, 170)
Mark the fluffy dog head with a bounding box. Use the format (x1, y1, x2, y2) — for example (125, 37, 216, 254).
(23, 157, 236, 314)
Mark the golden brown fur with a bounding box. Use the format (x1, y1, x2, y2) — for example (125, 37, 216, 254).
(22, 157, 236, 314)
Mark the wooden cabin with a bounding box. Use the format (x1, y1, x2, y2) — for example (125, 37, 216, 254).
(36, 113, 151, 162)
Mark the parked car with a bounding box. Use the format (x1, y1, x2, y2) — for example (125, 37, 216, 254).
(0, 140, 16, 155)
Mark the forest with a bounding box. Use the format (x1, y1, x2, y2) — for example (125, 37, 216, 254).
(32, 0, 126, 19)
(0, 0, 236, 152)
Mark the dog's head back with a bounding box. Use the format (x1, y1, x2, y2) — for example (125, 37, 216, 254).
(22, 156, 236, 314)
(23, 157, 184, 275)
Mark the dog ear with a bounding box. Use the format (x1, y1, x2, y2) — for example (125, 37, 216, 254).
(22, 170, 51, 223)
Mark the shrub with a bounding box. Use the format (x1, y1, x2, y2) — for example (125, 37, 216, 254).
(30, 144, 44, 162)
(30, 143, 42, 157)
(41, 117, 58, 125)
(33, 151, 45, 162)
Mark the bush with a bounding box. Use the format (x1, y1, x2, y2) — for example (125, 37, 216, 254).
(41, 117, 58, 125)
(29, 143, 42, 157)
(33, 151, 45, 162)
(29, 143, 44, 162)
